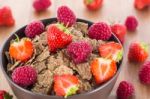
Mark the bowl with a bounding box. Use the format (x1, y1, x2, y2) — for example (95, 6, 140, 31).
(0, 18, 123, 99)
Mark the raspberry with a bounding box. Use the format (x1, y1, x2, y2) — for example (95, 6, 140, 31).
(12, 66, 37, 87)
(33, 0, 51, 11)
(25, 21, 45, 38)
(117, 81, 134, 99)
(57, 6, 76, 27)
(139, 61, 150, 84)
(0, 6, 15, 26)
(125, 16, 138, 31)
(67, 41, 93, 64)
(88, 22, 112, 40)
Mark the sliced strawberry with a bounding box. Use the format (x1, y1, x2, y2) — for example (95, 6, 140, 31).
(54, 75, 79, 98)
(9, 36, 34, 62)
(47, 23, 72, 52)
(128, 42, 149, 62)
(91, 58, 117, 84)
(111, 24, 127, 44)
(99, 42, 123, 62)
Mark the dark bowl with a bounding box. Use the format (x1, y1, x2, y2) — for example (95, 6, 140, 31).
(0, 18, 123, 99)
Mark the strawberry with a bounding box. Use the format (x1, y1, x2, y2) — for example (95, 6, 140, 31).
(0, 90, 13, 99)
(111, 24, 127, 44)
(0, 6, 15, 26)
(134, 0, 150, 10)
(128, 42, 149, 63)
(9, 36, 34, 62)
(84, 0, 103, 10)
(91, 58, 117, 84)
(54, 75, 79, 98)
(99, 42, 123, 62)
(47, 23, 72, 52)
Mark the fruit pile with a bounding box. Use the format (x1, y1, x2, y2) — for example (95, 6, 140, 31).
(6, 6, 123, 98)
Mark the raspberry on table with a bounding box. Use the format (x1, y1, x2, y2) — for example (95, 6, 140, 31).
(57, 6, 76, 27)
(117, 81, 134, 99)
(33, 0, 51, 11)
(125, 16, 138, 31)
(139, 61, 150, 84)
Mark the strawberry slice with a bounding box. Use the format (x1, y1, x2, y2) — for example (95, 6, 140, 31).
(47, 23, 72, 52)
(54, 75, 79, 98)
(91, 58, 117, 84)
(99, 42, 123, 62)
(9, 36, 34, 62)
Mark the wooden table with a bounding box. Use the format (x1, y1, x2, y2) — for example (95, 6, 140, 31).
(0, 0, 150, 99)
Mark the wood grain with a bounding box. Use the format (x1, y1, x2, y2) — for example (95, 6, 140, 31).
(0, 0, 150, 99)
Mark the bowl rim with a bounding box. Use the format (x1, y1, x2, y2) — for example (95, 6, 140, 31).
(0, 18, 123, 98)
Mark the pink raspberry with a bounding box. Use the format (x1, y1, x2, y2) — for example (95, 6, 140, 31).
(25, 21, 45, 38)
(67, 41, 93, 64)
(125, 16, 138, 31)
(12, 66, 37, 87)
(57, 6, 76, 27)
(139, 61, 150, 84)
(33, 0, 51, 11)
(117, 81, 134, 99)
(88, 22, 112, 40)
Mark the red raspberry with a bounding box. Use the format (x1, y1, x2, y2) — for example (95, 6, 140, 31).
(117, 81, 134, 99)
(0, 6, 15, 26)
(67, 41, 93, 64)
(25, 21, 45, 38)
(139, 61, 150, 84)
(57, 6, 76, 27)
(0, 90, 13, 99)
(12, 66, 37, 87)
(33, 0, 51, 11)
(88, 22, 112, 40)
(125, 16, 138, 31)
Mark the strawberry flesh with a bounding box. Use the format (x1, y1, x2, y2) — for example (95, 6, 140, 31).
(9, 37, 34, 62)
(99, 42, 123, 62)
(54, 75, 79, 98)
(91, 58, 117, 84)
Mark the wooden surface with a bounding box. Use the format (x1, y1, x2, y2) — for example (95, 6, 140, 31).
(0, 0, 150, 99)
